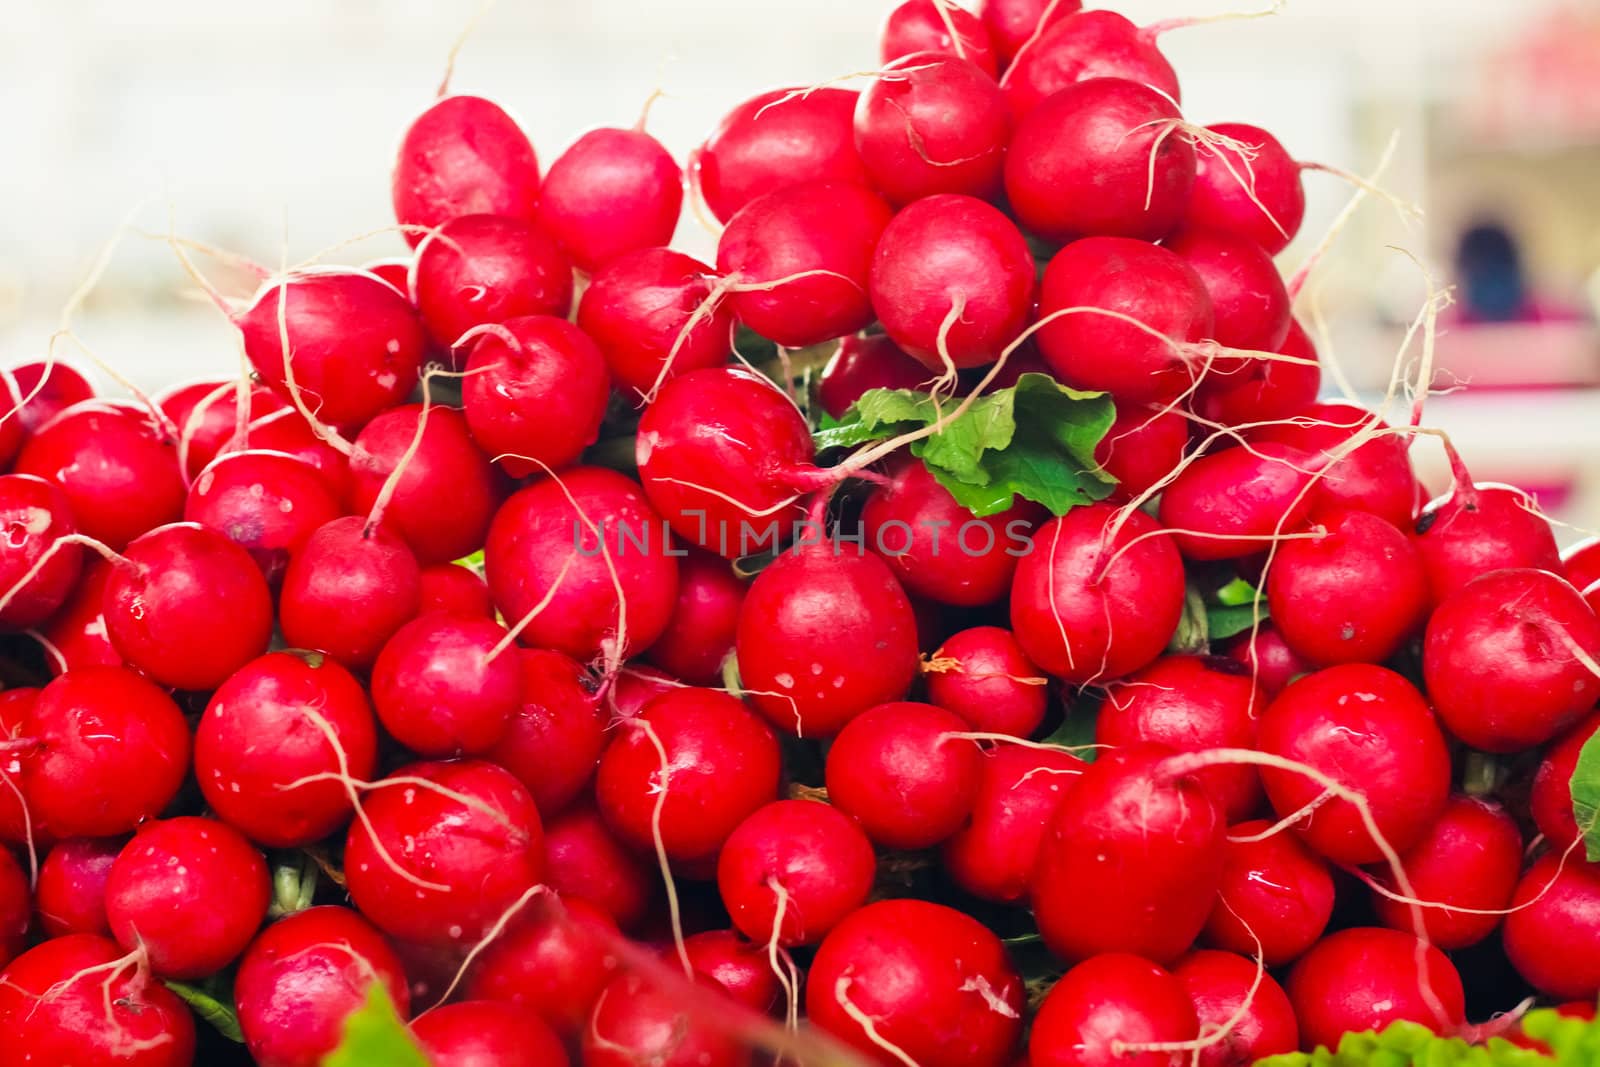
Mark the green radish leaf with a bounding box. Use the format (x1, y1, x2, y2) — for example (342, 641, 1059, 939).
(1207, 602, 1269, 642)
(1254, 1010, 1600, 1065)
(1570, 730, 1600, 862)
(1040, 690, 1101, 761)
(164, 980, 243, 1043)
(321, 984, 428, 1067)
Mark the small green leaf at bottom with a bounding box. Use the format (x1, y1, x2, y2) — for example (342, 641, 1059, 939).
(321, 984, 428, 1067)
(1570, 729, 1600, 862)
(164, 980, 243, 1043)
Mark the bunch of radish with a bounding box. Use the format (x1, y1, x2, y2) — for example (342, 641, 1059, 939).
(1, 1, 1599, 1065)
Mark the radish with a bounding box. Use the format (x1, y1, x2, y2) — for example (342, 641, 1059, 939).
(1563, 535, 1600, 592)
(102, 521, 274, 690)
(576, 248, 734, 398)
(35, 836, 121, 937)
(717, 798, 875, 945)
(393, 95, 541, 245)
(1094, 406, 1191, 502)
(682, 929, 781, 1014)
(364, 256, 412, 293)
(34, 559, 120, 674)
(1028, 952, 1198, 1067)
(103, 816, 269, 979)
(854, 54, 1010, 206)
(234, 905, 410, 1067)
(1249, 401, 1416, 530)
(736, 542, 921, 735)
(1032, 743, 1225, 964)
(869, 194, 1037, 370)
(1156, 442, 1316, 561)
(0, 689, 37, 847)
(465, 894, 622, 1038)
(538, 127, 684, 272)
(808, 899, 1023, 1067)
(0, 372, 24, 470)
(419, 561, 493, 617)
(23, 666, 190, 838)
(1003, 11, 1181, 119)
(880, 0, 1000, 77)
(1098, 655, 1265, 821)
(1185, 122, 1307, 255)
(609, 664, 681, 719)
(1166, 228, 1292, 354)
(645, 548, 745, 685)
(1010, 503, 1188, 684)
(411, 213, 574, 353)
(0, 846, 24, 966)
(157, 378, 284, 480)
(461, 314, 611, 478)
(942, 742, 1084, 902)
(1203, 818, 1334, 966)
(817, 334, 929, 420)
(1530, 711, 1599, 849)
(1503, 853, 1600, 1001)
(245, 406, 353, 500)
(278, 516, 422, 669)
(1005, 79, 1194, 244)
(370, 612, 521, 757)
(1173, 950, 1299, 1067)
(412, 1001, 569, 1067)
(10, 359, 94, 436)
(185, 449, 343, 585)
(543, 803, 655, 930)
(924, 625, 1050, 738)
(1221, 621, 1311, 698)
(1255, 664, 1450, 865)
(488, 648, 606, 818)
(1423, 567, 1600, 752)
(1286, 927, 1466, 1050)
(0, 934, 195, 1067)
(0, 473, 81, 629)
(977, 0, 1081, 63)
(1412, 470, 1561, 603)
(584, 972, 751, 1067)
(1195, 317, 1320, 427)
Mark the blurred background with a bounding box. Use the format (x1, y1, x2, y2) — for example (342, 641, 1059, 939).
(2, 0, 1599, 534)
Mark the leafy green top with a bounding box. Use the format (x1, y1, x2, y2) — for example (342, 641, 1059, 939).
(1257, 1010, 1599, 1065)
(1571, 729, 1600, 862)
(322, 985, 428, 1067)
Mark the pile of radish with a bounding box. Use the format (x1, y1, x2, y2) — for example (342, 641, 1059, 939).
(3, 1, 1600, 1065)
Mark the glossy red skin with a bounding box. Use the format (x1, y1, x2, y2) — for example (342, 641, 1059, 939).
(1504, 852, 1600, 1000)
(1266, 509, 1429, 666)
(462, 314, 611, 479)
(371, 613, 520, 756)
(809, 899, 1023, 1067)
(104, 816, 268, 978)
(1004, 11, 1179, 120)
(1249, 401, 1416, 530)
(158, 378, 285, 480)
(870, 194, 1036, 369)
(1006, 79, 1194, 243)
(243, 407, 353, 500)
(1167, 228, 1292, 354)
(35, 836, 121, 937)
(487, 649, 604, 818)
(1195, 317, 1321, 428)
(0, 691, 38, 845)
(419, 562, 492, 617)
(1094, 406, 1190, 501)
(543, 804, 655, 930)
(23, 667, 189, 838)
(234, 270, 425, 429)
(279, 516, 422, 670)
(855, 54, 1009, 206)
(234, 906, 411, 1067)
(736, 543, 921, 735)
(393, 95, 541, 246)
(1369, 794, 1521, 949)
(1010, 503, 1188, 683)
(103, 522, 273, 690)
(1256, 665, 1450, 866)
(0, 934, 196, 1067)
(412, 1001, 569, 1067)
(978, 0, 1082, 62)
(717, 180, 893, 347)
(595, 687, 780, 863)
(0, 846, 25, 966)
(1036, 238, 1214, 403)
(880, 0, 1000, 76)
(1563, 535, 1600, 591)
(1174, 950, 1299, 1067)
(1413, 482, 1561, 603)
(1221, 621, 1311, 698)
(1424, 568, 1600, 752)
(607, 665, 680, 719)
(925, 625, 1050, 738)
(718, 799, 875, 945)
(0, 473, 81, 628)
(943, 743, 1084, 902)
(364, 257, 411, 293)
(1158, 443, 1316, 561)
(1033, 744, 1225, 964)
(1185, 123, 1306, 256)
(485, 466, 679, 661)
(576, 248, 732, 398)
(1531, 711, 1599, 849)
(465, 895, 621, 1037)
(695, 87, 867, 224)
(817, 334, 928, 419)
(185, 449, 342, 586)
(1099, 656, 1266, 820)
(15, 400, 184, 550)
(411, 213, 573, 353)
(1287, 927, 1466, 1050)
(682, 929, 780, 1014)
(539, 128, 683, 272)
(645, 549, 745, 685)
(9, 360, 94, 436)
(1030, 953, 1199, 1067)
(584, 973, 752, 1067)
(1204, 819, 1334, 966)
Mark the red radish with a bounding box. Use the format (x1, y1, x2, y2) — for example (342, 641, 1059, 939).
(608, 664, 680, 720)
(576, 248, 733, 397)
(0, 847, 24, 966)
(185, 449, 343, 585)
(0, 690, 37, 846)
(1185, 123, 1307, 255)
(1029, 953, 1198, 1067)
(694, 87, 867, 224)
(880, 0, 1000, 77)
(411, 213, 574, 352)
(9, 360, 94, 436)
(1195, 317, 1321, 427)
(465, 894, 622, 1038)
(924, 625, 1049, 738)
(1157, 443, 1316, 561)
(1175, 951, 1298, 1067)
(1099, 656, 1265, 820)
(1221, 621, 1312, 698)
(977, 0, 1082, 63)
(1286, 927, 1466, 1050)
(412, 1001, 569, 1067)
(35, 836, 121, 937)
(1413, 475, 1561, 603)
(1265, 509, 1430, 666)
(0, 934, 195, 1067)
(817, 334, 929, 419)
(1034, 238, 1214, 403)
(1503, 852, 1600, 1000)
(1564, 535, 1600, 592)
(1255, 664, 1450, 865)
(808, 899, 1023, 1067)
(278, 515, 422, 670)
(717, 799, 876, 945)
(1033, 743, 1225, 964)
(24, 666, 190, 838)
(539, 127, 683, 272)
(1204, 819, 1334, 966)
(1249, 401, 1416, 530)
(489, 649, 606, 818)
(246, 407, 353, 499)
(870, 194, 1037, 369)
(854, 54, 1010, 206)
(102, 521, 274, 690)
(1094, 406, 1191, 501)
(543, 803, 655, 930)
(717, 180, 892, 347)
(364, 257, 412, 292)
(942, 743, 1084, 902)
(371, 613, 521, 757)
(234, 905, 410, 1067)
(595, 687, 780, 864)
(584, 972, 751, 1067)
(736, 542, 921, 735)
(419, 561, 492, 617)
(1423, 568, 1600, 752)
(0, 473, 81, 628)
(158, 378, 284, 480)
(484, 466, 679, 662)
(104, 816, 269, 978)
(1531, 712, 1599, 849)
(1003, 11, 1181, 119)
(682, 929, 781, 1014)
(15, 400, 184, 550)
(1005, 79, 1194, 244)
(34, 559, 121, 674)
(645, 548, 745, 685)
(1369, 794, 1521, 949)
(1010, 503, 1188, 684)
(461, 314, 611, 478)
(1166, 228, 1292, 354)
(393, 95, 541, 245)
